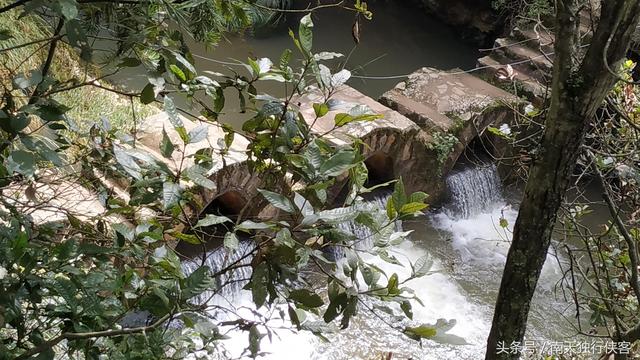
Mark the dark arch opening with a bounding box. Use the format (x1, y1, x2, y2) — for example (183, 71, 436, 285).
(176, 190, 247, 258)
(364, 151, 395, 187)
(201, 190, 247, 218)
(453, 136, 497, 170)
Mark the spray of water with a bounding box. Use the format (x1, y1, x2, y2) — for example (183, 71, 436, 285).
(432, 163, 573, 342)
(179, 164, 579, 359)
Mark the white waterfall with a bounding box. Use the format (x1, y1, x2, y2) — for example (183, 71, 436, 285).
(445, 163, 504, 218)
(179, 174, 577, 359)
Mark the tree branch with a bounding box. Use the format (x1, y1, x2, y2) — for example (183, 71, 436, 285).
(587, 150, 640, 306)
(0, 35, 63, 54)
(14, 312, 172, 360)
(0, 18, 64, 154)
(0, 0, 30, 14)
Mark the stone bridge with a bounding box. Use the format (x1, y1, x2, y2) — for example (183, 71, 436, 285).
(133, 67, 518, 227)
(6, 66, 520, 252)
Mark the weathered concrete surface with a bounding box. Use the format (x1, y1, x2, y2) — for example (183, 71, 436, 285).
(381, 67, 515, 131)
(380, 67, 520, 201)
(1, 171, 108, 224)
(296, 85, 441, 200)
(298, 85, 419, 145)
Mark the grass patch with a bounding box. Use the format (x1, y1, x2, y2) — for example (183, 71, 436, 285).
(0, 4, 157, 133)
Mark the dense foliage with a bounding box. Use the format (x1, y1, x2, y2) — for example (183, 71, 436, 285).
(0, 1, 436, 359)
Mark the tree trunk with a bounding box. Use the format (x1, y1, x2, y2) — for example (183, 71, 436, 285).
(485, 1, 640, 359)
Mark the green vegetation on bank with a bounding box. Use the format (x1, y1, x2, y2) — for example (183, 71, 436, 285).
(0, 2, 434, 359)
(0, 6, 157, 132)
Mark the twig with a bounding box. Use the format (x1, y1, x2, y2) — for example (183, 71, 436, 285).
(15, 312, 172, 360)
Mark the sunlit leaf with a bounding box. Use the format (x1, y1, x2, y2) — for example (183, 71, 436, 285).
(162, 182, 182, 209)
(258, 189, 296, 213)
(195, 214, 232, 228)
(299, 14, 313, 53)
(224, 232, 239, 250)
(160, 127, 175, 158)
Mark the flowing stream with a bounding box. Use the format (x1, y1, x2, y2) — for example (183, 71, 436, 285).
(180, 163, 583, 359)
(140, 2, 583, 356)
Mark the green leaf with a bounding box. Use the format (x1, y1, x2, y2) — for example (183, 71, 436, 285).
(224, 232, 239, 250)
(164, 96, 182, 128)
(361, 264, 380, 286)
(174, 53, 196, 74)
(289, 289, 323, 308)
(184, 165, 215, 189)
(299, 14, 313, 53)
(0, 29, 13, 41)
(160, 127, 175, 158)
(8, 150, 36, 177)
(334, 113, 354, 127)
(401, 300, 413, 319)
(313, 103, 329, 118)
(330, 69, 351, 87)
(288, 306, 302, 330)
(170, 64, 187, 82)
(223, 124, 234, 148)
(22, 102, 68, 122)
(258, 189, 296, 213)
(400, 202, 428, 215)
(140, 83, 156, 104)
(57, 0, 78, 20)
(279, 48, 292, 69)
(236, 220, 271, 232)
(274, 228, 295, 247)
(499, 217, 509, 228)
(65, 20, 90, 60)
(317, 64, 331, 88)
(162, 182, 182, 210)
(323, 293, 347, 323)
(112, 223, 134, 241)
(251, 263, 269, 308)
(183, 266, 212, 299)
(392, 177, 407, 212)
(8, 113, 31, 132)
(386, 197, 397, 220)
(294, 192, 313, 216)
(188, 124, 208, 144)
(403, 325, 437, 340)
(313, 51, 343, 61)
(113, 146, 141, 179)
(164, 96, 189, 143)
(13, 70, 42, 89)
(413, 254, 433, 277)
(316, 206, 359, 224)
(409, 191, 429, 203)
(387, 273, 399, 295)
(174, 232, 201, 244)
(152, 286, 170, 307)
(249, 325, 262, 357)
(340, 296, 357, 329)
(378, 249, 402, 266)
(319, 150, 356, 176)
(195, 214, 232, 227)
